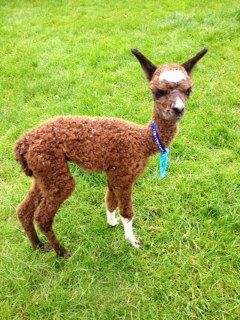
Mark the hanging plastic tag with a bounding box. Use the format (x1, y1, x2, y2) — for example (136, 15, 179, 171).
(159, 148, 169, 179)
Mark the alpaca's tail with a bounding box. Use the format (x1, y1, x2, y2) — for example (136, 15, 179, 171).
(14, 137, 33, 177)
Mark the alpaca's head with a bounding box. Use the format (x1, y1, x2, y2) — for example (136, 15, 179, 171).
(132, 48, 208, 121)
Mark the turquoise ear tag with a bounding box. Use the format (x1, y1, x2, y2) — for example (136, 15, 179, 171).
(159, 148, 169, 179)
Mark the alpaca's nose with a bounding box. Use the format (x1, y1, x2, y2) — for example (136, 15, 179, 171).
(172, 97, 185, 116)
(172, 106, 184, 116)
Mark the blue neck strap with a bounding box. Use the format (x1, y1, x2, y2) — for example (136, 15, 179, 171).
(151, 121, 167, 154)
(151, 121, 170, 179)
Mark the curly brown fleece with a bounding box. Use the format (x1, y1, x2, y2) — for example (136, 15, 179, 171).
(14, 48, 208, 257)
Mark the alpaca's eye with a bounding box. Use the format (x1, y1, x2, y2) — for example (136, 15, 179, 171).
(186, 88, 192, 97)
(154, 89, 165, 99)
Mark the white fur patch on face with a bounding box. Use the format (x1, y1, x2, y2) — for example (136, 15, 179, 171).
(106, 210, 119, 227)
(174, 96, 185, 111)
(121, 217, 141, 248)
(159, 69, 186, 83)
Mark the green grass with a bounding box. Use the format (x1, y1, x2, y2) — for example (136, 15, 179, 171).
(1, 0, 240, 319)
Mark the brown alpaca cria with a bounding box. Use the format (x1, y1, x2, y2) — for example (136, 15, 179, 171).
(14, 48, 208, 257)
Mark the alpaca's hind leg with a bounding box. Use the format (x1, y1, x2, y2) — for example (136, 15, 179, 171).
(17, 181, 44, 249)
(105, 180, 119, 227)
(111, 182, 141, 248)
(34, 162, 75, 258)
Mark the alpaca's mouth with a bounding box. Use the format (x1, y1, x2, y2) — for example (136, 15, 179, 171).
(175, 113, 184, 120)
(172, 108, 185, 120)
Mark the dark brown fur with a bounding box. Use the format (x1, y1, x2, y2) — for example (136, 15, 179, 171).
(14, 48, 207, 257)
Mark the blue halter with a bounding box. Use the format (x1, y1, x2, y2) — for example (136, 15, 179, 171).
(151, 121, 170, 179)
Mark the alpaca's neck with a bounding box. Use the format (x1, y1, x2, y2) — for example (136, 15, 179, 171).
(145, 107, 179, 156)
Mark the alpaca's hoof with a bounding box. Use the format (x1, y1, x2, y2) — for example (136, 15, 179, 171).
(108, 217, 120, 227)
(57, 248, 72, 258)
(37, 243, 52, 252)
(126, 237, 142, 249)
(132, 240, 143, 249)
(61, 251, 72, 259)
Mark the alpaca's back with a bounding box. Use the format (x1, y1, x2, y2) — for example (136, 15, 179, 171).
(15, 116, 148, 175)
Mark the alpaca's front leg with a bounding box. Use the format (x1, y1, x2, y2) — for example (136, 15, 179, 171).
(121, 216, 141, 248)
(105, 183, 119, 227)
(115, 185, 142, 248)
(106, 209, 119, 227)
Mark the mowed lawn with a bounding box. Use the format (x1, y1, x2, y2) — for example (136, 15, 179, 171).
(0, 0, 240, 319)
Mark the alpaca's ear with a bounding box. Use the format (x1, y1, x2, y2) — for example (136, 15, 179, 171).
(131, 49, 157, 81)
(182, 48, 208, 75)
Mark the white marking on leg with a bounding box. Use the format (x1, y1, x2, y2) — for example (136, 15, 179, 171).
(106, 209, 119, 227)
(121, 217, 141, 248)
(174, 96, 185, 111)
(159, 69, 186, 83)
